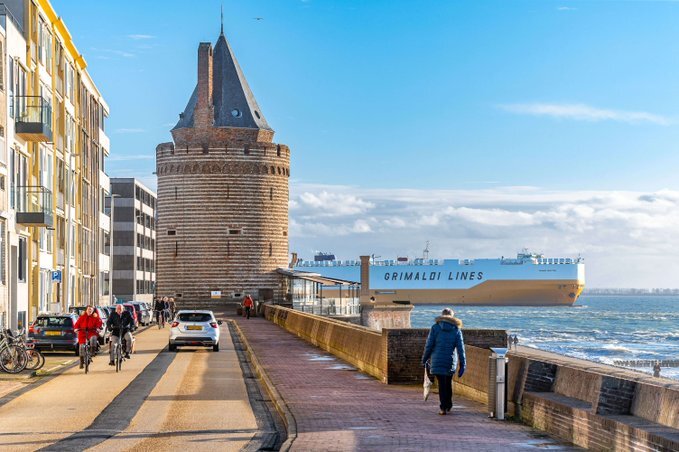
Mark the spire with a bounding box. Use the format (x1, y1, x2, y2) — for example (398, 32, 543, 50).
(173, 28, 272, 132)
(220, 3, 224, 36)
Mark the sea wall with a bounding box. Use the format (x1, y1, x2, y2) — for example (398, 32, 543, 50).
(507, 348, 679, 451)
(263, 305, 506, 385)
(263, 305, 679, 450)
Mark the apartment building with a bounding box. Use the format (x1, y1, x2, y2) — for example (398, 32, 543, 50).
(110, 178, 156, 303)
(0, 0, 110, 329)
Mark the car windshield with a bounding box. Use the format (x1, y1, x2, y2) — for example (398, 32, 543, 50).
(36, 317, 73, 327)
(178, 313, 212, 322)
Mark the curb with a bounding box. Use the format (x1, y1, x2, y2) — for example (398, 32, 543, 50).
(228, 319, 298, 451)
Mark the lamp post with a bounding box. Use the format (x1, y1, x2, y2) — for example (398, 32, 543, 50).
(109, 194, 121, 305)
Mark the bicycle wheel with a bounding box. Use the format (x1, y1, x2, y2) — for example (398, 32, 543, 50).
(0, 348, 28, 374)
(84, 346, 90, 374)
(24, 349, 45, 371)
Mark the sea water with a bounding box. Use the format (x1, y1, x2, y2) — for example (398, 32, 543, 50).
(411, 295, 679, 380)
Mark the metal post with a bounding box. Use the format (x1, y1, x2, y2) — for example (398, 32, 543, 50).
(489, 347, 508, 420)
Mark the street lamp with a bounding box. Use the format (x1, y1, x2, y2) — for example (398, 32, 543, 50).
(109, 194, 121, 305)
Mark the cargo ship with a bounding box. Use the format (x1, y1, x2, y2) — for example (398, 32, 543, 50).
(292, 251, 585, 306)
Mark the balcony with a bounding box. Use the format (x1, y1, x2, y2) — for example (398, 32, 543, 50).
(13, 186, 54, 228)
(13, 96, 53, 142)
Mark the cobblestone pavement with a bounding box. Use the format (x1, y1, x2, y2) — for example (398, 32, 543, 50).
(235, 316, 578, 451)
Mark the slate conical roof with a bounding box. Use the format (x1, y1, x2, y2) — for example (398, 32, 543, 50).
(174, 31, 272, 131)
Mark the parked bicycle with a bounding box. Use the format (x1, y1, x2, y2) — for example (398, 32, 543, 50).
(5, 328, 44, 372)
(0, 329, 29, 374)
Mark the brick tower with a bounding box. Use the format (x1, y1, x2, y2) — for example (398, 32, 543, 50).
(156, 27, 289, 306)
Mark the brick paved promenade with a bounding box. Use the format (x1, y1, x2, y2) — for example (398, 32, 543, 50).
(234, 316, 577, 451)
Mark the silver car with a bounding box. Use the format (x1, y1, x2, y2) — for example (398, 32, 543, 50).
(168, 310, 222, 352)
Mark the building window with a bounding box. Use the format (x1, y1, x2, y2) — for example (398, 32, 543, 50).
(229, 229, 241, 235)
(167, 230, 176, 236)
(18, 237, 26, 282)
(269, 242, 272, 257)
(270, 187, 273, 200)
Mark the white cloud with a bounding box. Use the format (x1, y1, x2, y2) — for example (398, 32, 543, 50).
(498, 103, 672, 125)
(557, 6, 577, 11)
(289, 183, 679, 288)
(127, 34, 155, 40)
(298, 190, 374, 216)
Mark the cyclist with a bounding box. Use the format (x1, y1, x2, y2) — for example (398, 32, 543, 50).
(154, 297, 167, 328)
(107, 304, 134, 365)
(74, 305, 102, 369)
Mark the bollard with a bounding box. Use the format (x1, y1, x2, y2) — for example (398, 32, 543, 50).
(488, 347, 508, 420)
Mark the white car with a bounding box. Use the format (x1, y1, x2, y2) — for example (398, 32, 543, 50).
(168, 310, 222, 352)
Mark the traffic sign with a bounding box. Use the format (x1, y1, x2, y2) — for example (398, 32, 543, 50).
(51, 270, 62, 283)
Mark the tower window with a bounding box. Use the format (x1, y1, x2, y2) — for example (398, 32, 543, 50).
(276, 145, 281, 157)
(231, 109, 242, 118)
(167, 230, 176, 236)
(229, 229, 241, 235)
(174, 187, 178, 200)
(254, 110, 261, 119)
(174, 241, 178, 257)
(270, 187, 273, 200)
(269, 242, 272, 257)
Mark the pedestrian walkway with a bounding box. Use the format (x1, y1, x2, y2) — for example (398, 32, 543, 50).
(233, 316, 577, 451)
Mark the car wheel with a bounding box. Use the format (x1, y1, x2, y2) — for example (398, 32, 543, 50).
(169, 343, 177, 352)
(213, 344, 219, 352)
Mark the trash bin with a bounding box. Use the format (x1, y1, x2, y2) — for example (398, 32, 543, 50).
(488, 347, 508, 420)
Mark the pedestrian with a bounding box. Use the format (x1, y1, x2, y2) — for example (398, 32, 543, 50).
(653, 361, 661, 378)
(421, 308, 466, 415)
(513, 335, 519, 349)
(243, 294, 254, 319)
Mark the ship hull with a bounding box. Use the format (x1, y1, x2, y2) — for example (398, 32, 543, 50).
(370, 279, 584, 306)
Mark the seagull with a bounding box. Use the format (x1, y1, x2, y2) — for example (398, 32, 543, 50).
(254, 17, 264, 20)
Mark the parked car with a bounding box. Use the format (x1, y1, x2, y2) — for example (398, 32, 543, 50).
(28, 314, 80, 355)
(130, 302, 152, 326)
(168, 310, 222, 352)
(69, 306, 109, 344)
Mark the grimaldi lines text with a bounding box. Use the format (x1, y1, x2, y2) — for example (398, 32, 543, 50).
(294, 252, 585, 306)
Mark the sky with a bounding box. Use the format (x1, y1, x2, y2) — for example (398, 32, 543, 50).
(53, 0, 679, 288)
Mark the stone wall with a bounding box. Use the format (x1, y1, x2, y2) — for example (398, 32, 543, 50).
(507, 350, 679, 450)
(264, 305, 506, 387)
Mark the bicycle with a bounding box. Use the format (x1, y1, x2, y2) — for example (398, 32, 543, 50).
(76, 328, 98, 374)
(156, 310, 165, 329)
(0, 330, 28, 374)
(7, 329, 44, 372)
(112, 336, 126, 372)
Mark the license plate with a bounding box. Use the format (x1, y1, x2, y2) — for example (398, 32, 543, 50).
(187, 325, 202, 331)
(45, 331, 61, 336)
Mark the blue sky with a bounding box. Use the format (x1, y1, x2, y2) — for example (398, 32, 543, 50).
(55, 0, 679, 287)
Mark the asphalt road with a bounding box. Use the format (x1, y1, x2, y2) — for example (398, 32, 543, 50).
(0, 322, 260, 451)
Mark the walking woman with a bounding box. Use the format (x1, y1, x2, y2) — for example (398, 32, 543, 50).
(421, 308, 466, 415)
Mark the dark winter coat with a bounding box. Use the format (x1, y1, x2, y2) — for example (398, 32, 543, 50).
(421, 315, 466, 376)
(107, 311, 133, 337)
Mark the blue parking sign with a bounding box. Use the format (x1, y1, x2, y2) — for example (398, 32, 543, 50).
(52, 270, 62, 283)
